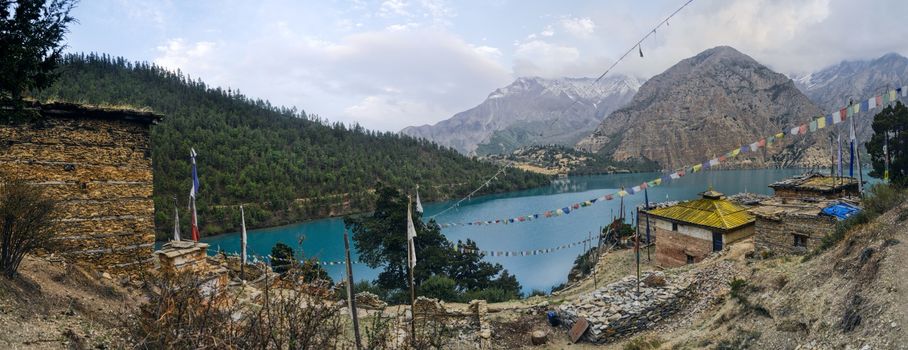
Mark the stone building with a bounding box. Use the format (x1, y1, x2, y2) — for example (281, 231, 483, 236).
(750, 198, 840, 255)
(0, 102, 161, 273)
(768, 172, 860, 199)
(642, 190, 755, 268)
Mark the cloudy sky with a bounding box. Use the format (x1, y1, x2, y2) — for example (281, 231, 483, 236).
(66, 0, 908, 131)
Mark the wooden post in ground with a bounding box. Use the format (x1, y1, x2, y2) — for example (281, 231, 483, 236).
(343, 230, 362, 350)
(635, 207, 641, 295)
(407, 197, 417, 347)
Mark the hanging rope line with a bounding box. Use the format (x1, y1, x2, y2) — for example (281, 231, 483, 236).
(430, 1, 699, 217)
(215, 235, 597, 264)
(542, 0, 696, 136)
(428, 161, 511, 219)
(437, 88, 906, 228)
(455, 236, 595, 257)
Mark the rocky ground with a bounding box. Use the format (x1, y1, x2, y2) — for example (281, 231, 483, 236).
(0, 256, 143, 349)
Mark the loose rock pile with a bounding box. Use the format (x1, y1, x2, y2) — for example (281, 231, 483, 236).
(355, 291, 387, 309)
(558, 272, 691, 343)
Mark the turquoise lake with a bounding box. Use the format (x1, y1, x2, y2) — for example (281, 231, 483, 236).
(201, 168, 875, 293)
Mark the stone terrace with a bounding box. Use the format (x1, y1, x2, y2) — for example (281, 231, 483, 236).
(558, 271, 691, 343)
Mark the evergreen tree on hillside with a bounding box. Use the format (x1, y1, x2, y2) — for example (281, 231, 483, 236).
(345, 186, 521, 303)
(867, 101, 908, 187)
(0, 0, 76, 103)
(31, 54, 549, 237)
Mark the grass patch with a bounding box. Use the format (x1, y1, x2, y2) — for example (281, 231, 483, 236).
(624, 335, 664, 350)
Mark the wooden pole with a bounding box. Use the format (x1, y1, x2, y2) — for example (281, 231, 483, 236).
(344, 230, 362, 350)
(407, 197, 417, 346)
(635, 207, 640, 295)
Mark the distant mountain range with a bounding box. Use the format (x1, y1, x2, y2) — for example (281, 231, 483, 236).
(792, 52, 908, 143)
(577, 46, 824, 169)
(403, 47, 908, 173)
(401, 75, 641, 155)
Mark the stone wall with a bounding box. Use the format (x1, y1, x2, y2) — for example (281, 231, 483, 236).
(558, 272, 690, 343)
(754, 214, 836, 255)
(654, 225, 712, 268)
(0, 103, 160, 273)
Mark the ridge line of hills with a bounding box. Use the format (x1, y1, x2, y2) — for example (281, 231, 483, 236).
(32, 53, 549, 238)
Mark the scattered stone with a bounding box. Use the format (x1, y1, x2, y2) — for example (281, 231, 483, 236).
(354, 291, 387, 309)
(558, 271, 688, 343)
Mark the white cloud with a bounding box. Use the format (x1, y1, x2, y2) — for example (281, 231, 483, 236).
(153, 27, 510, 131)
(560, 17, 595, 37)
(379, 0, 410, 17)
(154, 39, 216, 72)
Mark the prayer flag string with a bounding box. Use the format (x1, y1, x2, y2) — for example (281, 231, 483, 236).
(437, 87, 907, 229)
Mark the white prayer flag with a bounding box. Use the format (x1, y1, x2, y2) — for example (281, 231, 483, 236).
(240, 205, 248, 265)
(407, 202, 418, 269)
(790, 127, 799, 135)
(173, 201, 181, 241)
(832, 112, 841, 124)
(415, 185, 424, 214)
(868, 97, 877, 110)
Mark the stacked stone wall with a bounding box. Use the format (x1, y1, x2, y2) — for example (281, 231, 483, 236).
(0, 116, 155, 273)
(754, 214, 836, 255)
(654, 226, 712, 268)
(558, 272, 690, 343)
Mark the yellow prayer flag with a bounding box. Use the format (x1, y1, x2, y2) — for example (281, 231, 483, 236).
(817, 117, 826, 129)
(775, 133, 784, 139)
(653, 178, 662, 185)
(618, 190, 627, 197)
(890, 90, 897, 101)
(692, 164, 702, 172)
(731, 149, 740, 157)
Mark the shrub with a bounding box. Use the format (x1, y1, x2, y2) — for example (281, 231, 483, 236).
(0, 177, 57, 278)
(729, 278, 748, 303)
(122, 268, 344, 349)
(528, 289, 548, 297)
(418, 275, 459, 301)
(462, 288, 518, 303)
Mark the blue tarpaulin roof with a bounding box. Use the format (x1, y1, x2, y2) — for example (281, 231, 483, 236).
(822, 202, 861, 220)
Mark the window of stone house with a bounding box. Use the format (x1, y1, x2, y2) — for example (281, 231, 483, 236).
(672, 223, 678, 231)
(793, 234, 807, 247)
(686, 254, 694, 264)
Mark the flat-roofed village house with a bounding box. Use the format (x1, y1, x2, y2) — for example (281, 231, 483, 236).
(768, 172, 860, 199)
(0, 102, 161, 274)
(643, 190, 755, 268)
(752, 173, 861, 255)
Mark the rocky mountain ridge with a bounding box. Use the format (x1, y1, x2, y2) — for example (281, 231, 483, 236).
(792, 52, 908, 145)
(401, 75, 641, 155)
(577, 46, 826, 170)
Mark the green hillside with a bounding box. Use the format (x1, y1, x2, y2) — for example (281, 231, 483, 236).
(33, 53, 549, 238)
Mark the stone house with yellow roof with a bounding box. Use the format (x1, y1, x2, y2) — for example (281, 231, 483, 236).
(641, 190, 755, 268)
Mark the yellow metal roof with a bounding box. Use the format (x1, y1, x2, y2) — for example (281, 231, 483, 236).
(646, 194, 755, 231)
